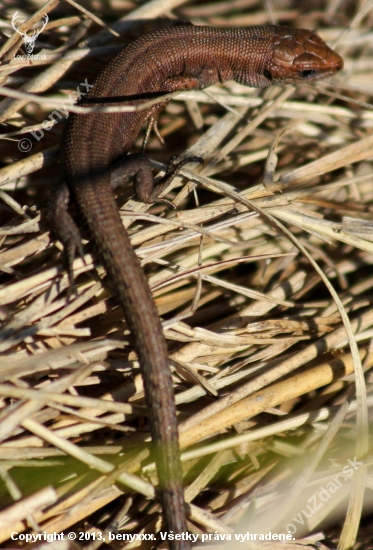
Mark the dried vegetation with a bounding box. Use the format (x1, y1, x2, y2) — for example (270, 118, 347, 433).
(0, 0, 373, 548)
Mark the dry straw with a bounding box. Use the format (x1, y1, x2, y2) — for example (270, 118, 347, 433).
(0, 0, 373, 548)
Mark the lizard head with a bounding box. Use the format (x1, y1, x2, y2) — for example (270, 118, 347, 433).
(262, 26, 343, 84)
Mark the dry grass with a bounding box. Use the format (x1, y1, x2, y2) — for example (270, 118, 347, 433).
(0, 0, 373, 548)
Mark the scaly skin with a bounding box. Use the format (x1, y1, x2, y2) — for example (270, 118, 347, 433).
(46, 25, 343, 550)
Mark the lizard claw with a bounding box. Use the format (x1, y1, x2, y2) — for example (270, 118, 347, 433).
(164, 155, 203, 179)
(150, 155, 203, 207)
(151, 155, 203, 207)
(152, 197, 177, 209)
(63, 229, 86, 298)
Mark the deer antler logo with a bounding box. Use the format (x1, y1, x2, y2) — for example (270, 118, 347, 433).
(12, 11, 48, 54)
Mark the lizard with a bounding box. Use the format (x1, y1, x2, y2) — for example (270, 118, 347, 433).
(45, 24, 343, 549)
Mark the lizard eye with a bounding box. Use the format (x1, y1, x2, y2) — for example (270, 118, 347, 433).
(298, 69, 317, 79)
(263, 69, 272, 80)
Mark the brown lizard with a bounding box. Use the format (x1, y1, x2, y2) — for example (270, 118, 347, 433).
(45, 24, 343, 549)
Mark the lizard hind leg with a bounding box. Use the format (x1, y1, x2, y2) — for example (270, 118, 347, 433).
(44, 179, 85, 296)
(110, 153, 203, 208)
(151, 154, 203, 206)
